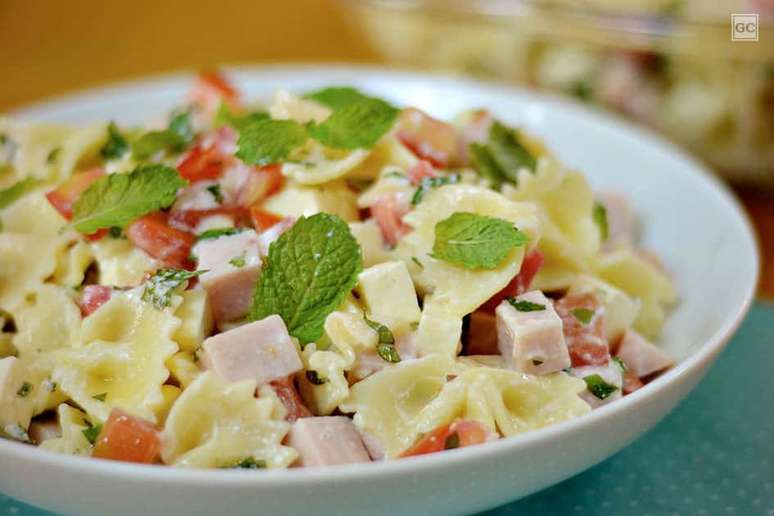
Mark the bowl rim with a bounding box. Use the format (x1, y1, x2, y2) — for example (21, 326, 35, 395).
(0, 64, 760, 487)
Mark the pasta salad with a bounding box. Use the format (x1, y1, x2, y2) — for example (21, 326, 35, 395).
(0, 72, 677, 468)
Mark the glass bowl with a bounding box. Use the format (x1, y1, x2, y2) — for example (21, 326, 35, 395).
(348, 0, 774, 186)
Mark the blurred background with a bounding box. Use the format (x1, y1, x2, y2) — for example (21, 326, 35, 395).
(1, 0, 772, 295)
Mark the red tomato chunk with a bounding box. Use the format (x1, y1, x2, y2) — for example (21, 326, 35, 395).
(92, 408, 161, 464)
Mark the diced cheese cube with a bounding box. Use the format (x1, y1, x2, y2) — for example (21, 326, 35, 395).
(263, 182, 358, 222)
(173, 290, 213, 353)
(0, 357, 34, 436)
(287, 416, 371, 467)
(201, 315, 302, 386)
(356, 261, 420, 332)
(495, 290, 570, 375)
(567, 274, 640, 342)
(194, 230, 263, 324)
(414, 297, 462, 357)
(349, 220, 391, 268)
(616, 329, 674, 378)
(571, 362, 623, 409)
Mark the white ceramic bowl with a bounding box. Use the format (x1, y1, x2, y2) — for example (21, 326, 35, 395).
(0, 66, 759, 516)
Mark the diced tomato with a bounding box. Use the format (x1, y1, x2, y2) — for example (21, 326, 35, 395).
(397, 108, 459, 168)
(622, 368, 645, 395)
(169, 206, 251, 232)
(126, 212, 196, 269)
(188, 71, 241, 114)
(250, 207, 284, 232)
(270, 376, 312, 423)
(79, 285, 113, 317)
(480, 250, 544, 313)
(238, 164, 284, 207)
(177, 143, 227, 182)
(400, 420, 494, 458)
(555, 293, 610, 367)
(92, 408, 161, 464)
(45, 167, 105, 219)
(406, 160, 437, 186)
(371, 193, 411, 247)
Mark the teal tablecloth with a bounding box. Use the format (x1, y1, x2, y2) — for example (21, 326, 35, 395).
(3, 303, 773, 516)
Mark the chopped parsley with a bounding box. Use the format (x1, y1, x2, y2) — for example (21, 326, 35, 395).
(612, 356, 628, 373)
(230, 457, 267, 469)
(142, 268, 207, 309)
(305, 370, 328, 385)
(583, 374, 619, 400)
(101, 122, 129, 160)
(432, 212, 529, 270)
(206, 184, 223, 203)
(411, 174, 459, 206)
(570, 308, 595, 325)
(411, 256, 424, 269)
(16, 382, 33, 397)
(229, 253, 247, 268)
(82, 421, 102, 445)
(364, 313, 401, 363)
(197, 227, 240, 241)
(46, 147, 61, 164)
(444, 432, 460, 450)
(593, 202, 609, 242)
(507, 298, 546, 312)
(92, 392, 107, 402)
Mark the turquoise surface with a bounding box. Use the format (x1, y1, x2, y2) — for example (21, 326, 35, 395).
(3, 303, 773, 516)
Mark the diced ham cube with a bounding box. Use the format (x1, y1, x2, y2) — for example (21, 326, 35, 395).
(555, 293, 611, 367)
(257, 217, 295, 256)
(358, 429, 386, 461)
(270, 376, 312, 422)
(371, 193, 411, 247)
(571, 361, 623, 409)
(495, 290, 570, 375)
(396, 108, 459, 168)
(79, 285, 114, 317)
(194, 230, 263, 324)
(597, 192, 639, 250)
(287, 416, 371, 467)
(201, 315, 302, 386)
(28, 419, 62, 444)
(465, 311, 499, 355)
(616, 329, 674, 379)
(406, 160, 437, 186)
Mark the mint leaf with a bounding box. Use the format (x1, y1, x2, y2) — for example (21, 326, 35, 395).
(593, 201, 609, 242)
(303, 87, 372, 109)
(251, 213, 363, 344)
(101, 122, 129, 160)
(432, 212, 529, 270)
(142, 268, 206, 309)
(507, 298, 545, 312)
(411, 174, 459, 206)
(215, 103, 269, 132)
(0, 177, 39, 210)
(469, 121, 537, 190)
(583, 374, 618, 400)
(236, 119, 307, 166)
(571, 308, 595, 325)
(306, 98, 398, 150)
(132, 111, 194, 160)
(197, 227, 240, 241)
(71, 164, 186, 233)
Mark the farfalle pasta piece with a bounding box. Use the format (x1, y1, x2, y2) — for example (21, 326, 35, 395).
(161, 371, 297, 468)
(398, 185, 540, 314)
(39, 404, 91, 456)
(52, 290, 180, 423)
(341, 355, 590, 457)
(89, 238, 158, 287)
(298, 344, 351, 416)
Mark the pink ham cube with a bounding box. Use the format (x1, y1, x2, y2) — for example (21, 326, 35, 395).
(496, 290, 570, 375)
(194, 230, 263, 325)
(287, 416, 371, 467)
(201, 315, 302, 386)
(616, 329, 674, 379)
